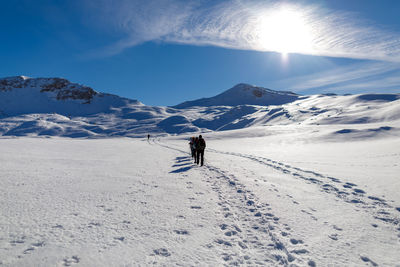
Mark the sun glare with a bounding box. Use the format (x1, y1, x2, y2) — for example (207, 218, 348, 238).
(257, 7, 314, 55)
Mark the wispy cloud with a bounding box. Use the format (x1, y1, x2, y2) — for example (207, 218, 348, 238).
(274, 61, 400, 94)
(81, 0, 400, 62)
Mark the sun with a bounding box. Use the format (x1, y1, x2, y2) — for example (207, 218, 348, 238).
(257, 7, 314, 55)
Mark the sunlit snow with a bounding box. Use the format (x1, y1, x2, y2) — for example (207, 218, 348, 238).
(1, 76, 399, 266)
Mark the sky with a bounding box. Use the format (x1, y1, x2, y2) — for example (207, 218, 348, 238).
(1, 0, 400, 106)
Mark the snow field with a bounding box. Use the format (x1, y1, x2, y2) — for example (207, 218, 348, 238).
(0, 138, 233, 266)
(164, 126, 400, 266)
(1, 132, 399, 266)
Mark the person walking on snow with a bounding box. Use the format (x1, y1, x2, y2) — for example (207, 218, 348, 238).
(196, 135, 206, 166)
(189, 137, 195, 159)
(193, 137, 199, 164)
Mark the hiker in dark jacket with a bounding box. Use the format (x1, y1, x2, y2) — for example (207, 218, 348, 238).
(196, 135, 206, 166)
(193, 137, 199, 163)
(189, 137, 195, 159)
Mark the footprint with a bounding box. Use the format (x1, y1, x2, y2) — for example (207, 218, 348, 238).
(333, 225, 343, 231)
(290, 239, 303, 245)
(10, 238, 25, 246)
(246, 200, 255, 206)
(153, 248, 171, 257)
(328, 234, 338, 241)
(291, 249, 308, 254)
(233, 225, 242, 232)
(23, 247, 35, 254)
(225, 231, 237, 237)
(360, 256, 378, 266)
(32, 241, 45, 247)
(301, 210, 312, 215)
(220, 224, 228, 230)
(377, 210, 390, 215)
(238, 241, 248, 249)
(308, 260, 316, 267)
(328, 177, 341, 183)
(88, 222, 101, 227)
(215, 239, 232, 246)
(174, 230, 189, 235)
(368, 196, 386, 204)
(63, 256, 80, 266)
(222, 253, 233, 261)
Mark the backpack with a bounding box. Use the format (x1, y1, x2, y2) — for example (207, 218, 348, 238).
(198, 138, 206, 150)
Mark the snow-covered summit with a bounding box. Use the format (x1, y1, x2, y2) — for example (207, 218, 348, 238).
(0, 76, 141, 116)
(0, 76, 98, 102)
(174, 83, 300, 108)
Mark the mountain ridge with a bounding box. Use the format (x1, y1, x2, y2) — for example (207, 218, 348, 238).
(0, 76, 399, 138)
(0, 76, 142, 117)
(174, 83, 300, 108)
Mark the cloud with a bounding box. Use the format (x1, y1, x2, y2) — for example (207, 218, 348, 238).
(81, 0, 400, 62)
(275, 61, 400, 94)
(80, 0, 197, 57)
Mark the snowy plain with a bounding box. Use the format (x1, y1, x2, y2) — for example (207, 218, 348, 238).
(1, 124, 400, 266)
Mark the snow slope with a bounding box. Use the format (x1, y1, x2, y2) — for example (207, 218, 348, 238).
(174, 83, 300, 108)
(1, 77, 400, 138)
(0, 76, 142, 116)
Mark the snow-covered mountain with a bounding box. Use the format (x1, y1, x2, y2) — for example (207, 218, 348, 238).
(1, 76, 400, 138)
(174, 83, 300, 108)
(0, 76, 141, 116)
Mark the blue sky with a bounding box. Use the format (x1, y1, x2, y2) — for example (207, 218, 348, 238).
(1, 0, 400, 106)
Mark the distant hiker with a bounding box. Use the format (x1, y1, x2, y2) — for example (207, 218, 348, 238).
(147, 134, 150, 140)
(189, 137, 196, 159)
(193, 137, 199, 163)
(196, 135, 206, 166)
